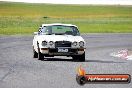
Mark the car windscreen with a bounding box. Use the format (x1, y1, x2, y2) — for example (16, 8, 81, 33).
(44, 25, 80, 36)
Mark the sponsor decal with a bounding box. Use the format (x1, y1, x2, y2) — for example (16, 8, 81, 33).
(76, 66, 131, 85)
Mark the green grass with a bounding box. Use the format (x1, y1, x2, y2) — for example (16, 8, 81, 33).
(0, 2, 132, 34)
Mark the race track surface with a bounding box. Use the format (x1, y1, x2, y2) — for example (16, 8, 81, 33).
(0, 34, 132, 88)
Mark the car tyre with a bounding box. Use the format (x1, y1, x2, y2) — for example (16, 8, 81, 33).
(33, 48, 38, 58)
(72, 52, 85, 62)
(37, 43, 44, 60)
(38, 51, 44, 60)
(78, 52, 85, 62)
(72, 56, 77, 61)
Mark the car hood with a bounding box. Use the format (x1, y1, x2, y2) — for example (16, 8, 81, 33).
(37, 35, 84, 42)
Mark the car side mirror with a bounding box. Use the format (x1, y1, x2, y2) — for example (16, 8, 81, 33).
(34, 32, 38, 35)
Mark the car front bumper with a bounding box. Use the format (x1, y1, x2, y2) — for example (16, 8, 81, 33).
(40, 48, 85, 56)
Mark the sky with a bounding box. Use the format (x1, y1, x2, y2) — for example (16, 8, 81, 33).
(0, 0, 132, 5)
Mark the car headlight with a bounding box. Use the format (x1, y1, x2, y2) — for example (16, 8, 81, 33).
(72, 41, 77, 46)
(42, 41, 47, 46)
(79, 41, 84, 47)
(49, 41, 54, 46)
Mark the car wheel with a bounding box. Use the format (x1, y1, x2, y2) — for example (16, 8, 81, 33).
(38, 51, 44, 60)
(33, 48, 38, 58)
(78, 52, 85, 62)
(72, 56, 77, 61)
(72, 52, 85, 62)
(37, 43, 44, 60)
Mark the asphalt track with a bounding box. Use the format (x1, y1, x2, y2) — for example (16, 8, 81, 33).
(0, 33, 132, 88)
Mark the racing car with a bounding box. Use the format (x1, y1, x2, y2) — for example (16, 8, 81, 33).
(33, 23, 86, 61)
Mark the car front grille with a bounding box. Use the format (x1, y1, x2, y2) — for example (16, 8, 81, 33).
(55, 41, 71, 47)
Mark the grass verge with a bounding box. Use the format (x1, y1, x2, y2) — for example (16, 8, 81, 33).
(0, 2, 132, 34)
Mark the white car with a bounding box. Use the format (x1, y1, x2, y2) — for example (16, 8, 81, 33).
(33, 23, 86, 61)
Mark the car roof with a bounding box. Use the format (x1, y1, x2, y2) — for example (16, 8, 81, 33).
(41, 23, 78, 28)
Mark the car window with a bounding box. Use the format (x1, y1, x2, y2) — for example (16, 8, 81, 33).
(38, 27, 47, 35)
(41, 27, 46, 33)
(41, 25, 80, 36)
(51, 26, 71, 33)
